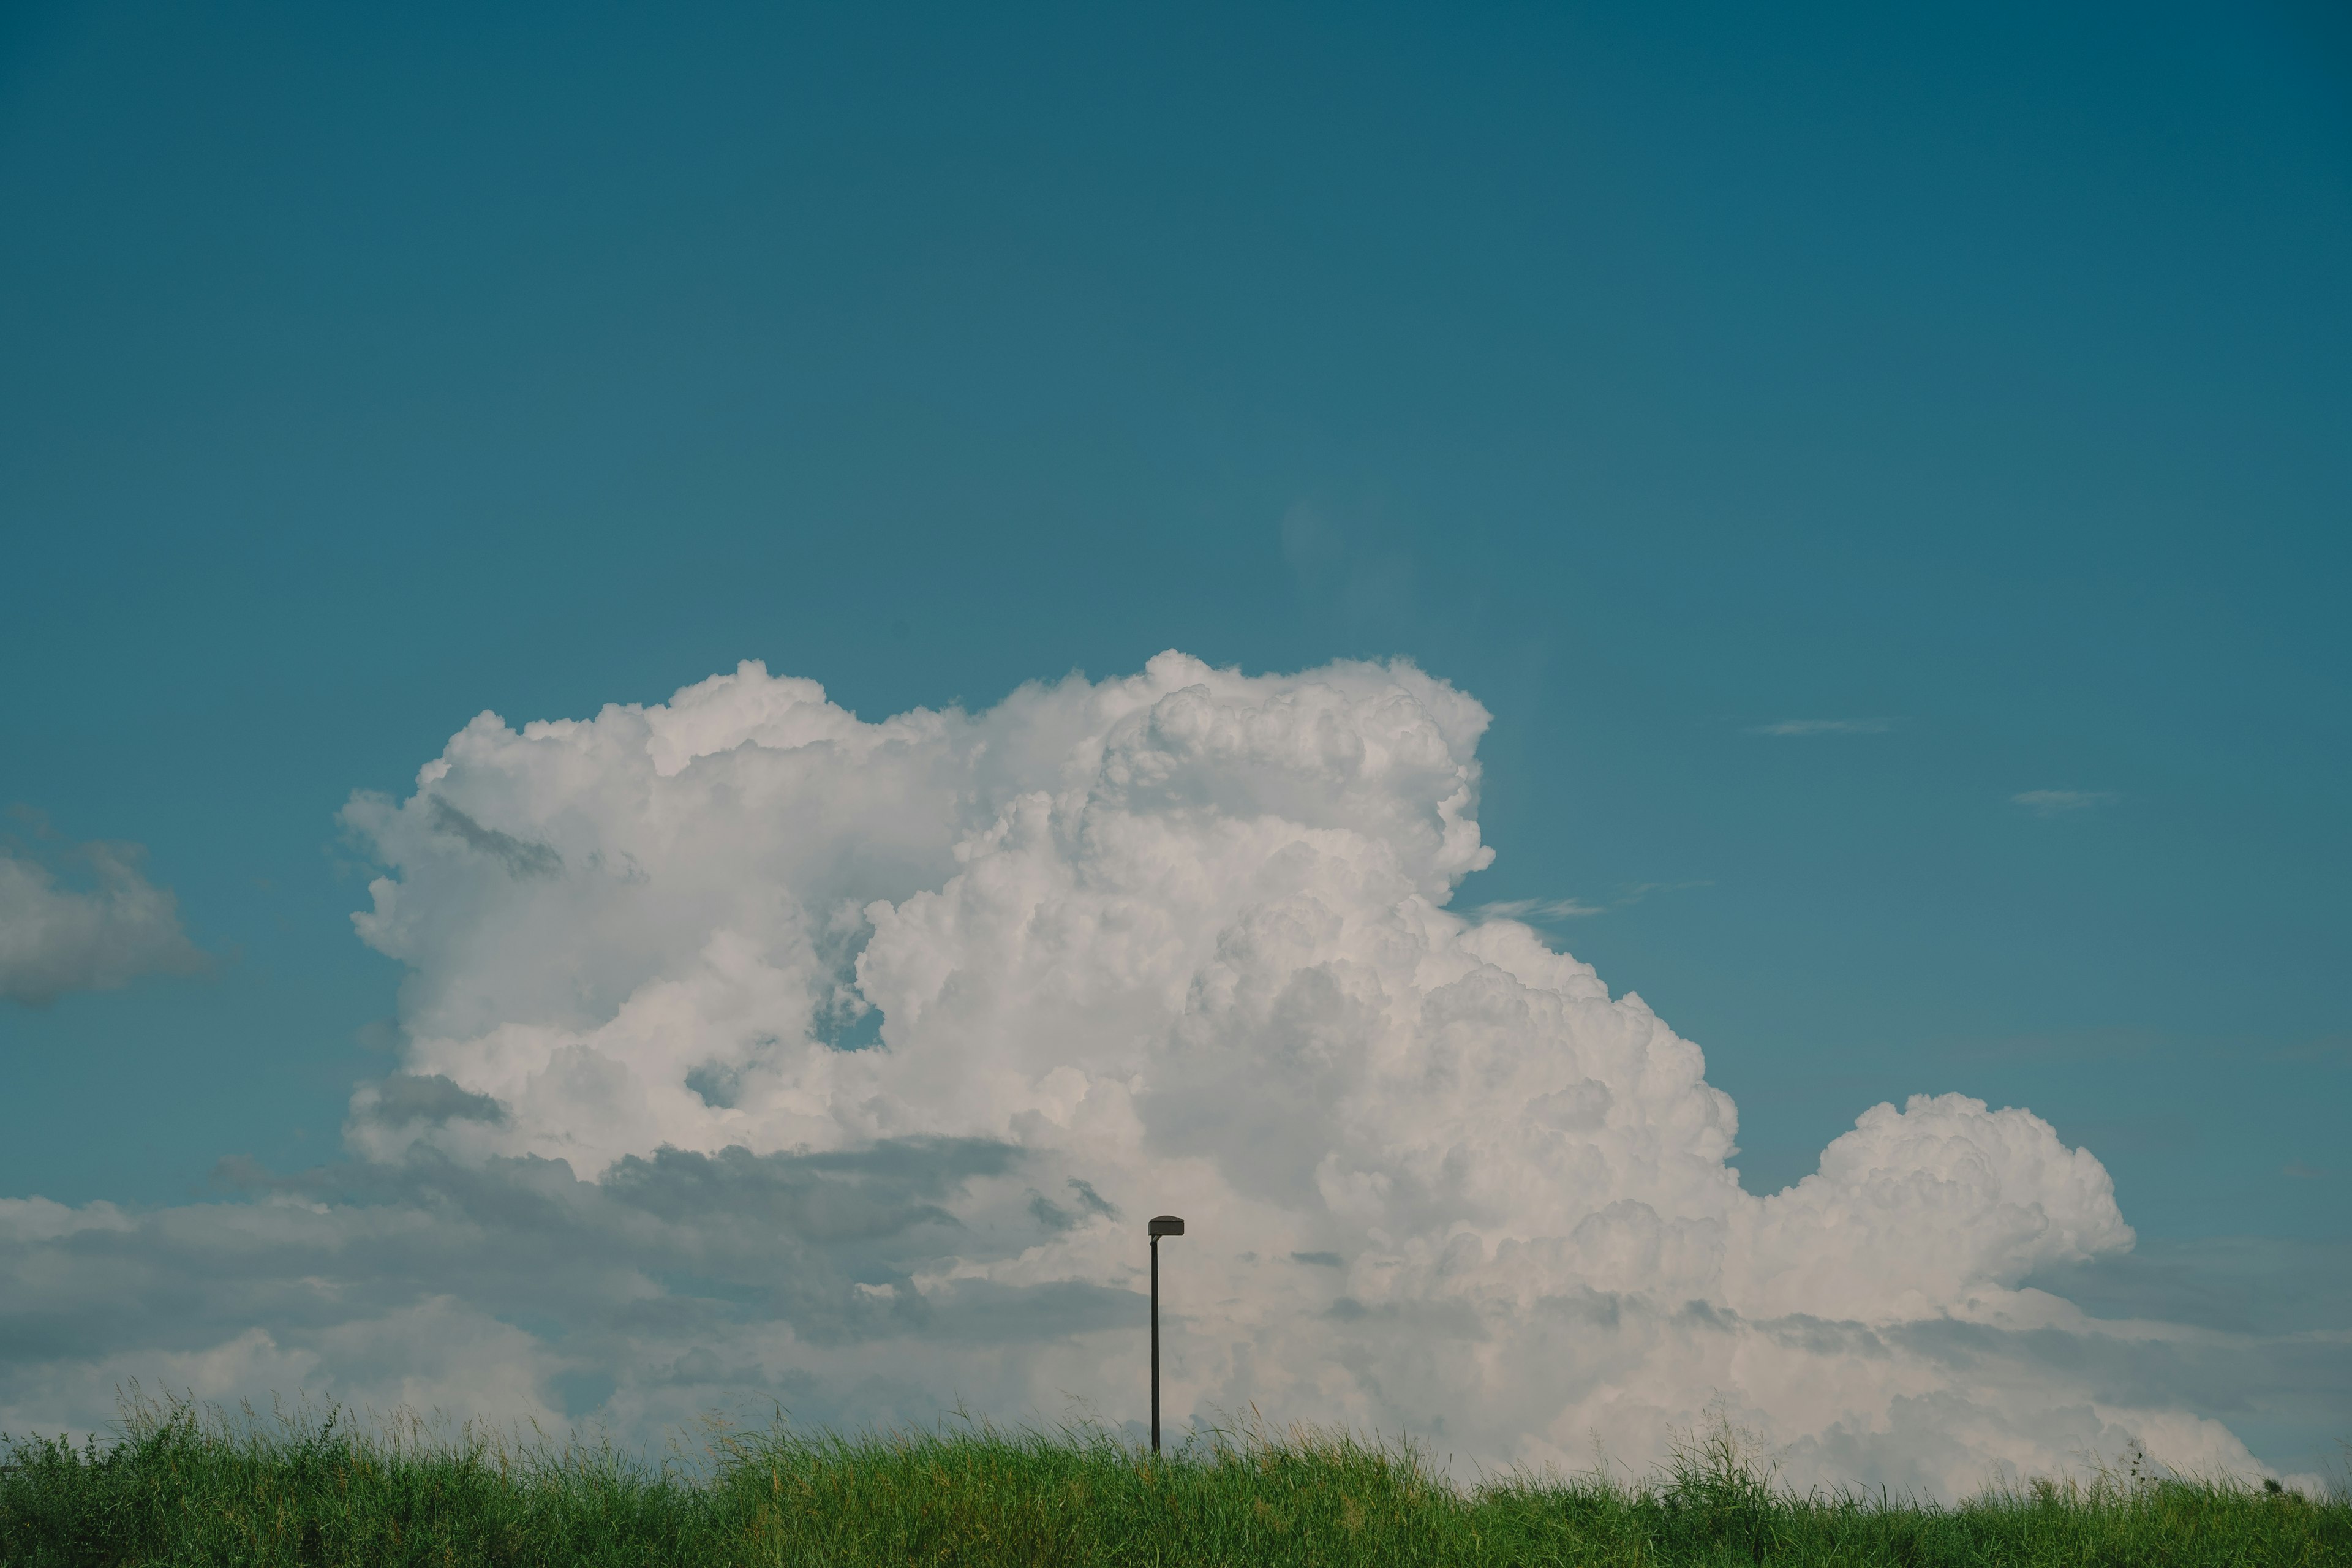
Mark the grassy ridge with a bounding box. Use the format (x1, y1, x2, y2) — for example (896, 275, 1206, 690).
(4, 1400, 2345, 1566)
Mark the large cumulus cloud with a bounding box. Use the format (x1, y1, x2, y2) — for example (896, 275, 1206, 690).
(0, 656, 2307, 1494)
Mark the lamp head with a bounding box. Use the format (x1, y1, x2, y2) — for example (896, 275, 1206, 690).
(1148, 1215, 1185, 1238)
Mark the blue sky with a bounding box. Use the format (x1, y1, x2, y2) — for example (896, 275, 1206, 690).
(2, 0, 2346, 1293)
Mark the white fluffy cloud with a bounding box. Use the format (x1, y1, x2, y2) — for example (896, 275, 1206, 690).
(0, 837, 205, 1007)
(0, 657, 2308, 1493)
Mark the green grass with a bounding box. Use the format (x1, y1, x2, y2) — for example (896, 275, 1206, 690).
(4, 1397, 2345, 1566)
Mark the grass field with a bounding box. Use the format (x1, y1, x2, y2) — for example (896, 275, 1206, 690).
(4, 1396, 2345, 1566)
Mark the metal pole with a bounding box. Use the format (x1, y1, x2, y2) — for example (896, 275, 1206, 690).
(1145, 1215, 1182, 1455)
(1150, 1234, 1161, 1453)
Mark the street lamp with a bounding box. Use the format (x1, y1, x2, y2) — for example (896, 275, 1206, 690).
(1147, 1215, 1185, 1453)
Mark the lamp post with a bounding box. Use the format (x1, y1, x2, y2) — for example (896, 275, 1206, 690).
(1147, 1215, 1185, 1453)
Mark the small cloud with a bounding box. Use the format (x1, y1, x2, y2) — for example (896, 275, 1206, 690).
(2282, 1161, 2327, 1180)
(1278, 502, 1344, 582)
(1278, 502, 1417, 624)
(2266, 1035, 2352, 1068)
(1744, 719, 1893, 737)
(0, 833, 207, 1007)
(2011, 790, 2118, 817)
(1474, 897, 1605, 922)
(1474, 883, 1711, 925)
(1618, 880, 1713, 905)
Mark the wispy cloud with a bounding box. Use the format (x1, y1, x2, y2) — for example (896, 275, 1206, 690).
(1744, 718, 1893, 737)
(1618, 880, 1713, 905)
(1473, 882, 1711, 924)
(2011, 790, 2117, 817)
(1474, 897, 1605, 921)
